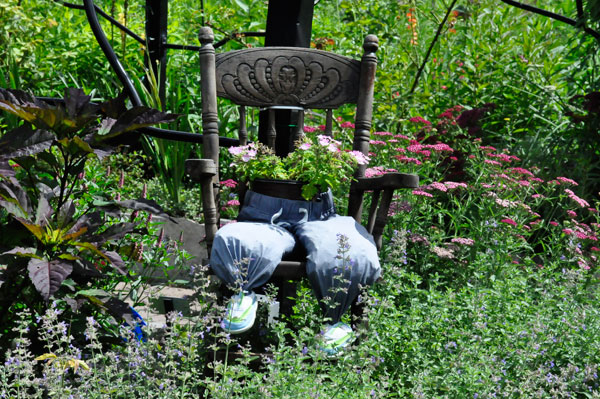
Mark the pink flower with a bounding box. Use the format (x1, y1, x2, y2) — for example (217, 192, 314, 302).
(220, 179, 238, 188)
(394, 155, 422, 165)
(517, 180, 530, 187)
(567, 210, 577, 218)
(508, 167, 535, 177)
(226, 199, 240, 207)
(241, 149, 257, 162)
(412, 189, 433, 197)
(531, 194, 545, 199)
(426, 143, 454, 152)
(303, 126, 316, 133)
(228, 146, 245, 155)
(373, 131, 393, 136)
(562, 228, 574, 235)
(408, 116, 431, 125)
(394, 147, 407, 153)
(369, 140, 387, 146)
(556, 176, 578, 186)
(549, 221, 559, 226)
(564, 188, 590, 208)
(340, 121, 355, 129)
(299, 142, 312, 150)
(591, 247, 600, 251)
(451, 237, 474, 246)
(431, 246, 454, 259)
(394, 134, 411, 140)
(479, 145, 497, 151)
(501, 218, 517, 227)
(407, 144, 423, 153)
(426, 182, 448, 192)
(484, 159, 502, 166)
(365, 166, 386, 177)
(317, 135, 330, 146)
(350, 151, 370, 165)
(444, 181, 468, 189)
(416, 150, 431, 157)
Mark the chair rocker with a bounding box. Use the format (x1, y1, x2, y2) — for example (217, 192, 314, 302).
(185, 27, 419, 319)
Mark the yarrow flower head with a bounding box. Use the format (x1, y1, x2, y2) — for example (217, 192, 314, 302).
(451, 237, 475, 246)
(564, 188, 590, 208)
(412, 189, 433, 197)
(500, 218, 518, 227)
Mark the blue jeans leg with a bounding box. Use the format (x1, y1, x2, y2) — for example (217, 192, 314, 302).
(210, 221, 296, 291)
(292, 215, 381, 323)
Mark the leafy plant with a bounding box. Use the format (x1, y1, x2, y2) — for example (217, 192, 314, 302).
(0, 87, 176, 334)
(227, 132, 369, 200)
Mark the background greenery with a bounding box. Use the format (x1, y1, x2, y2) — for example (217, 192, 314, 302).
(1, 0, 599, 397)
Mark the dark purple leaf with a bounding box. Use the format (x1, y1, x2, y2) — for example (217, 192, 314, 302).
(90, 222, 137, 245)
(64, 88, 96, 118)
(103, 250, 127, 274)
(27, 258, 73, 300)
(98, 107, 179, 140)
(35, 194, 52, 226)
(64, 297, 86, 311)
(0, 160, 16, 179)
(0, 125, 55, 159)
(77, 289, 140, 327)
(0, 180, 31, 218)
(57, 200, 76, 228)
(98, 91, 128, 119)
(1, 247, 38, 258)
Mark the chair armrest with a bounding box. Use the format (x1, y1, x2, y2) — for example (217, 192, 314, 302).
(358, 173, 419, 251)
(185, 158, 218, 249)
(185, 159, 217, 182)
(354, 172, 419, 191)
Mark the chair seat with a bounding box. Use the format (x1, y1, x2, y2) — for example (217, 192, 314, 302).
(271, 261, 307, 279)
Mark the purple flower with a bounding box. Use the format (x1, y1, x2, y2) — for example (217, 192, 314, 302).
(302, 346, 308, 355)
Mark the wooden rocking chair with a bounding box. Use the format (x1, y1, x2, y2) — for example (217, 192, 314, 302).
(185, 27, 419, 317)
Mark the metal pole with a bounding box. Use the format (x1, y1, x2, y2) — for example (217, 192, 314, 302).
(145, 0, 168, 109)
(259, 0, 314, 157)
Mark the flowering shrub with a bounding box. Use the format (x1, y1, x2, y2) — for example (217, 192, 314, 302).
(228, 133, 369, 200)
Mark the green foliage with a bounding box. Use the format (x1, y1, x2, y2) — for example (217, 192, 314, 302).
(0, 88, 177, 346)
(227, 130, 363, 200)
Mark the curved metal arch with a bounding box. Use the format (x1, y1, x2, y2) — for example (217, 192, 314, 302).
(81, 0, 240, 146)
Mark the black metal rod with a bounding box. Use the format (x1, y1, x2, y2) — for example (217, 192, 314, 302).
(83, 0, 143, 106)
(56, 0, 145, 45)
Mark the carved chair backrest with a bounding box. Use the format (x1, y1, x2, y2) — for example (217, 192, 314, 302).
(197, 27, 379, 249)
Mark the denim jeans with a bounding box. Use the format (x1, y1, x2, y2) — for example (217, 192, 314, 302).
(210, 190, 381, 322)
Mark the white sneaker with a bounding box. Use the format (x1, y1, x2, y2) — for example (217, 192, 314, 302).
(222, 291, 257, 334)
(319, 322, 354, 355)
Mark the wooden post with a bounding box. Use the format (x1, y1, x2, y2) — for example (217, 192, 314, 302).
(348, 35, 379, 222)
(198, 27, 220, 244)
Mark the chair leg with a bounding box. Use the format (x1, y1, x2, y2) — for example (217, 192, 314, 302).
(274, 277, 297, 319)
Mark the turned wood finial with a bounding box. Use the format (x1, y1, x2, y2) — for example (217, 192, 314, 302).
(198, 27, 214, 45)
(363, 34, 379, 53)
